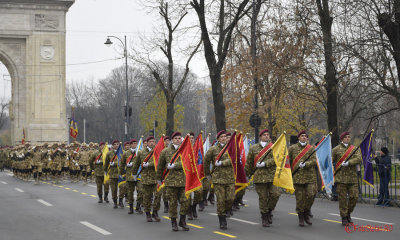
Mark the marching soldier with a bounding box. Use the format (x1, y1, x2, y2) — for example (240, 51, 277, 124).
(204, 130, 235, 230)
(90, 142, 109, 203)
(122, 139, 141, 214)
(187, 132, 202, 220)
(117, 141, 131, 207)
(332, 131, 362, 226)
(162, 136, 170, 213)
(104, 140, 121, 209)
(32, 145, 44, 185)
(288, 131, 317, 227)
(157, 132, 189, 231)
(133, 136, 161, 222)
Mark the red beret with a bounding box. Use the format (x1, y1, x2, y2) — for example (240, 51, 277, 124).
(171, 132, 181, 139)
(216, 130, 226, 139)
(189, 132, 195, 137)
(259, 129, 269, 137)
(340, 131, 350, 140)
(124, 141, 130, 146)
(99, 142, 105, 146)
(226, 132, 232, 137)
(130, 139, 137, 144)
(112, 140, 119, 145)
(164, 136, 170, 141)
(146, 136, 155, 142)
(143, 139, 147, 143)
(297, 130, 308, 138)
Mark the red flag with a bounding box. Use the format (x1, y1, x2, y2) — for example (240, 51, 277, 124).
(193, 132, 205, 180)
(22, 128, 26, 144)
(152, 137, 165, 171)
(238, 133, 246, 166)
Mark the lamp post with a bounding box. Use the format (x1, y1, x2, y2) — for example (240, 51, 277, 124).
(104, 35, 129, 142)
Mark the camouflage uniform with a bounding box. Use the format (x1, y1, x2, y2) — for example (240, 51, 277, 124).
(245, 142, 281, 219)
(332, 143, 362, 218)
(32, 147, 44, 184)
(133, 147, 161, 218)
(79, 148, 90, 184)
(204, 143, 235, 217)
(89, 149, 109, 202)
(104, 150, 119, 207)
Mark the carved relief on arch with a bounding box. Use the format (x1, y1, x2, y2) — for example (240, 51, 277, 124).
(35, 14, 59, 30)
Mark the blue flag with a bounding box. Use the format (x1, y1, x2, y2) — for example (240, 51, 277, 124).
(136, 138, 144, 180)
(115, 144, 125, 186)
(315, 134, 334, 195)
(360, 131, 374, 188)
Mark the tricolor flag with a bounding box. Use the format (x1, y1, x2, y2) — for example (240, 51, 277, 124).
(194, 132, 205, 180)
(360, 130, 374, 188)
(136, 137, 144, 180)
(102, 144, 110, 184)
(22, 128, 26, 144)
(203, 134, 211, 154)
(272, 133, 295, 194)
(243, 135, 250, 157)
(69, 117, 78, 139)
(315, 134, 334, 195)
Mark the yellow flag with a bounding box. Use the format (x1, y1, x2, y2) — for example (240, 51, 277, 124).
(272, 133, 295, 194)
(102, 144, 110, 184)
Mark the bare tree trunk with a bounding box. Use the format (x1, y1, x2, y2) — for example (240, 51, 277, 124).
(316, 0, 339, 146)
(166, 97, 174, 136)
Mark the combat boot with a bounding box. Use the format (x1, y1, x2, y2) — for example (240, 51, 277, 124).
(118, 198, 124, 208)
(164, 201, 169, 213)
(203, 192, 208, 206)
(347, 215, 353, 224)
(304, 210, 312, 225)
(146, 212, 153, 222)
(171, 218, 178, 231)
(222, 215, 228, 229)
(113, 199, 118, 209)
(233, 199, 240, 211)
(262, 213, 270, 227)
(98, 194, 103, 203)
(178, 215, 189, 231)
(192, 204, 198, 218)
(128, 204, 133, 214)
(135, 202, 143, 214)
(208, 193, 215, 205)
(298, 213, 305, 227)
(187, 206, 194, 220)
(152, 211, 160, 222)
(198, 200, 205, 212)
(238, 196, 245, 206)
(267, 210, 273, 224)
(218, 215, 226, 229)
(341, 216, 349, 226)
(104, 192, 109, 203)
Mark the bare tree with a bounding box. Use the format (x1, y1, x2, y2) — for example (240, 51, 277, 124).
(0, 98, 8, 131)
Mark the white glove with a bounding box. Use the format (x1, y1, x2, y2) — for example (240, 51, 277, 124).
(127, 162, 133, 167)
(110, 161, 115, 166)
(96, 160, 101, 164)
(341, 161, 349, 167)
(215, 161, 222, 167)
(66, 156, 69, 160)
(256, 162, 266, 168)
(143, 162, 149, 168)
(75, 163, 79, 166)
(133, 175, 137, 181)
(207, 175, 212, 181)
(299, 162, 306, 168)
(167, 163, 175, 169)
(157, 180, 162, 186)
(73, 151, 78, 154)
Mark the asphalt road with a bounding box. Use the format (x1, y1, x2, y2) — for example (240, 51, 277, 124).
(0, 170, 398, 240)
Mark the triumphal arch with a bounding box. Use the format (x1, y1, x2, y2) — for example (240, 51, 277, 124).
(0, 0, 74, 144)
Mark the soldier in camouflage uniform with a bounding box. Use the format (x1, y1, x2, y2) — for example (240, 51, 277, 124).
(204, 130, 235, 230)
(133, 136, 161, 222)
(79, 143, 91, 185)
(245, 129, 281, 227)
(69, 143, 81, 183)
(89, 142, 109, 203)
(288, 131, 317, 227)
(50, 143, 63, 184)
(162, 136, 170, 213)
(104, 140, 120, 208)
(332, 131, 362, 226)
(157, 132, 189, 231)
(187, 132, 202, 220)
(117, 141, 131, 207)
(32, 145, 44, 185)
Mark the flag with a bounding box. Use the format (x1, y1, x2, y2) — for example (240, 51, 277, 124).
(102, 144, 110, 184)
(69, 114, 78, 139)
(160, 136, 202, 198)
(136, 137, 144, 180)
(22, 128, 26, 144)
(315, 134, 334, 194)
(234, 133, 248, 193)
(114, 144, 125, 187)
(243, 135, 250, 157)
(194, 133, 205, 180)
(153, 137, 165, 171)
(360, 130, 374, 188)
(272, 133, 295, 194)
(203, 134, 211, 154)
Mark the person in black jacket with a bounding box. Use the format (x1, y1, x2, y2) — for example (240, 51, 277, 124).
(374, 147, 392, 206)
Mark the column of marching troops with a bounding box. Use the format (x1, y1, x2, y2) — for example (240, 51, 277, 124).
(0, 129, 362, 231)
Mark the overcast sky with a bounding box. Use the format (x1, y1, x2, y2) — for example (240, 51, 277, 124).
(0, 0, 208, 100)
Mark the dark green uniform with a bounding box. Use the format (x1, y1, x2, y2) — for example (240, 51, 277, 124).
(104, 150, 119, 205)
(122, 150, 142, 206)
(89, 150, 109, 201)
(332, 143, 362, 218)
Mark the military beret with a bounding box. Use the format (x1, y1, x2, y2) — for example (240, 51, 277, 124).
(112, 140, 120, 145)
(130, 139, 137, 144)
(340, 131, 350, 140)
(297, 130, 308, 138)
(189, 132, 195, 137)
(164, 136, 170, 141)
(146, 136, 155, 142)
(124, 141, 130, 146)
(216, 130, 226, 139)
(171, 132, 181, 139)
(99, 142, 105, 146)
(226, 132, 231, 137)
(259, 129, 269, 137)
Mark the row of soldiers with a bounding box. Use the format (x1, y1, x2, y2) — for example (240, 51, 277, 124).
(0, 129, 362, 230)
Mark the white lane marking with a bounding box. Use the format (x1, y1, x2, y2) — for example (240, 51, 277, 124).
(243, 199, 248, 202)
(80, 221, 112, 235)
(1, 181, 7, 184)
(328, 213, 395, 225)
(7, 173, 13, 176)
(208, 213, 218, 216)
(230, 217, 258, 225)
(88, 185, 96, 188)
(15, 188, 24, 192)
(37, 199, 53, 206)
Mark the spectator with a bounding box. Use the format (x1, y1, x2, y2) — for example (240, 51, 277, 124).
(374, 147, 392, 206)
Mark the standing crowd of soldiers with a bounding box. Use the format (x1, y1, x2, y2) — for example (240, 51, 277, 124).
(0, 129, 362, 230)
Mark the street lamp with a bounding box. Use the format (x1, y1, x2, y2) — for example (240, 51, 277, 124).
(104, 35, 129, 142)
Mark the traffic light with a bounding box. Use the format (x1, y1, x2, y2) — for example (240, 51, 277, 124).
(124, 106, 132, 117)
